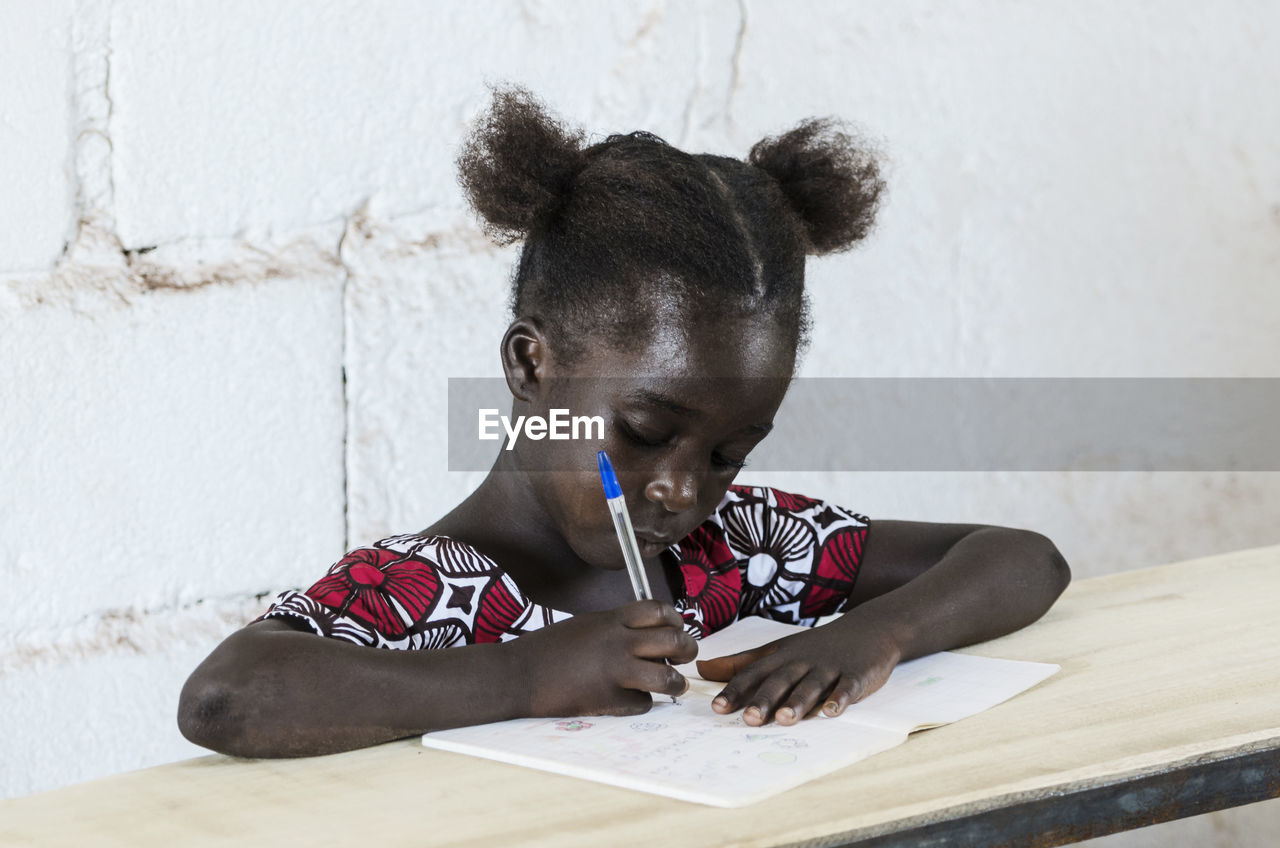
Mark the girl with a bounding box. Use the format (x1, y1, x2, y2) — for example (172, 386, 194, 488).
(179, 88, 1070, 758)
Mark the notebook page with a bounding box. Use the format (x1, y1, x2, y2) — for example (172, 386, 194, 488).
(424, 616, 1058, 807)
(679, 616, 1058, 734)
(423, 685, 905, 808)
(836, 651, 1060, 734)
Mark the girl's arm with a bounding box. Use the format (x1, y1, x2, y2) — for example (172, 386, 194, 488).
(698, 522, 1070, 726)
(179, 601, 695, 758)
(844, 521, 1071, 655)
(180, 620, 524, 757)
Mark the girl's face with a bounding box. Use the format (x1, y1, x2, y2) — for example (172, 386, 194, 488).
(519, 314, 794, 571)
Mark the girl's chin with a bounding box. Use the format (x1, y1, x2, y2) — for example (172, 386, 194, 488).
(566, 524, 670, 571)
(559, 532, 627, 571)
(585, 537, 668, 571)
(580, 535, 649, 571)
(636, 537, 670, 559)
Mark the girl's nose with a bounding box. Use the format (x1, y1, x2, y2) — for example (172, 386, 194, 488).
(644, 470, 700, 513)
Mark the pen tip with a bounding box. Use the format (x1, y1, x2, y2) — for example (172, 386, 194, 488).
(597, 451, 622, 499)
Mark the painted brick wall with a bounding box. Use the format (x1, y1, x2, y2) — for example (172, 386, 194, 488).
(2, 2, 1277, 843)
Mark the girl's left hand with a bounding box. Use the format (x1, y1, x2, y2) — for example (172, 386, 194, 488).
(696, 616, 902, 726)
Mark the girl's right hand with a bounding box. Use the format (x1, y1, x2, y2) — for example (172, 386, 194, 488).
(511, 600, 697, 718)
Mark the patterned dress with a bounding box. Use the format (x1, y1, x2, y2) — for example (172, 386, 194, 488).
(262, 485, 870, 647)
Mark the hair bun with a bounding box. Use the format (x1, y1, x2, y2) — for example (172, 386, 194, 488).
(748, 119, 885, 255)
(457, 87, 587, 244)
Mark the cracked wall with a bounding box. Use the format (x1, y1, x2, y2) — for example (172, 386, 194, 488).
(2, 3, 1279, 843)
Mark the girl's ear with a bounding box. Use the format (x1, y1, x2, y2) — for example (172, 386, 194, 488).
(499, 318, 553, 402)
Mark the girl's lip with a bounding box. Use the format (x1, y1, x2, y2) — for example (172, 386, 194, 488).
(633, 527, 679, 544)
(637, 539, 667, 557)
(635, 534, 678, 553)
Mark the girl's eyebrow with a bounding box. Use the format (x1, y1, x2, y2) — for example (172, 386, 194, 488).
(625, 389, 699, 418)
(623, 389, 775, 435)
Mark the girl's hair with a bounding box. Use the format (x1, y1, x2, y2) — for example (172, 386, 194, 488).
(458, 87, 884, 363)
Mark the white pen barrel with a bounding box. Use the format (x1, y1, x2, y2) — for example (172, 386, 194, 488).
(607, 496, 653, 600)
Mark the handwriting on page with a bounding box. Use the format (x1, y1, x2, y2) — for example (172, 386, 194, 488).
(424, 617, 1059, 807)
(426, 689, 905, 805)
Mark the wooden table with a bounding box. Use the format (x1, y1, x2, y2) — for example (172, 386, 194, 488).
(4, 544, 1279, 847)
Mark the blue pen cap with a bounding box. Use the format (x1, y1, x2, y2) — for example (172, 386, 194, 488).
(597, 450, 623, 499)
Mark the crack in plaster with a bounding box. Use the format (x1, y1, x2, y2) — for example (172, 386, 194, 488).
(332, 202, 505, 550)
(339, 203, 500, 262)
(67, 0, 121, 265)
(0, 230, 345, 317)
(121, 233, 343, 291)
(728, 0, 748, 116)
(679, 0, 749, 146)
(99, 1, 119, 251)
(678, 10, 705, 148)
(336, 209, 359, 554)
(627, 2, 663, 47)
(0, 593, 273, 676)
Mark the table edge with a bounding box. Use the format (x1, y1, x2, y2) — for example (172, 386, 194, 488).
(780, 734, 1280, 848)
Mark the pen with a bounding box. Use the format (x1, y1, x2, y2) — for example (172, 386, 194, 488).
(597, 450, 678, 703)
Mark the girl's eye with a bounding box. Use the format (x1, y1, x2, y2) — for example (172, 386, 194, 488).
(712, 453, 749, 471)
(618, 419, 749, 470)
(617, 419, 669, 448)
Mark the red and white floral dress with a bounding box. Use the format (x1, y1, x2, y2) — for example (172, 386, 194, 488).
(262, 485, 870, 646)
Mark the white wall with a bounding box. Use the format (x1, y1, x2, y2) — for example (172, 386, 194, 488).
(1, 1, 1276, 843)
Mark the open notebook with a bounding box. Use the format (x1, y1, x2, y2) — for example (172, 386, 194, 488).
(422, 617, 1058, 807)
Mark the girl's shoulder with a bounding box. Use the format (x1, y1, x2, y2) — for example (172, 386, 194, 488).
(670, 484, 872, 635)
(262, 488, 872, 645)
(712, 483, 871, 529)
(673, 484, 871, 566)
(261, 533, 569, 648)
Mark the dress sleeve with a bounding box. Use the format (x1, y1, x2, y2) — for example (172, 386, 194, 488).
(259, 534, 570, 649)
(717, 485, 871, 627)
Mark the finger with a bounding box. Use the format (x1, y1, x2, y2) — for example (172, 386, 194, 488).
(820, 675, 867, 717)
(594, 688, 653, 717)
(707, 653, 781, 714)
(620, 599, 682, 630)
(775, 670, 839, 725)
(620, 658, 689, 699)
(740, 664, 810, 727)
(696, 645, 775, 682)
(631, 626, 698, 664)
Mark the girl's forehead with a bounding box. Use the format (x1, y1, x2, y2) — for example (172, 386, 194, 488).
(577, 314, 795, 381)
(600, 378, 789, 428)
(561, 319, 794, 420)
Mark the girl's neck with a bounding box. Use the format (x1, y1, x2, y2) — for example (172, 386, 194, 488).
(423, 455, 569, 571)
(423, 456, 675, 612)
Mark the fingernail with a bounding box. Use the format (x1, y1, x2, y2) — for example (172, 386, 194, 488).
(777, 707, 795, 722)
(824, 701, 839, 714)
(744, 706, 761, 721)
(713, 696, 728, 710)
